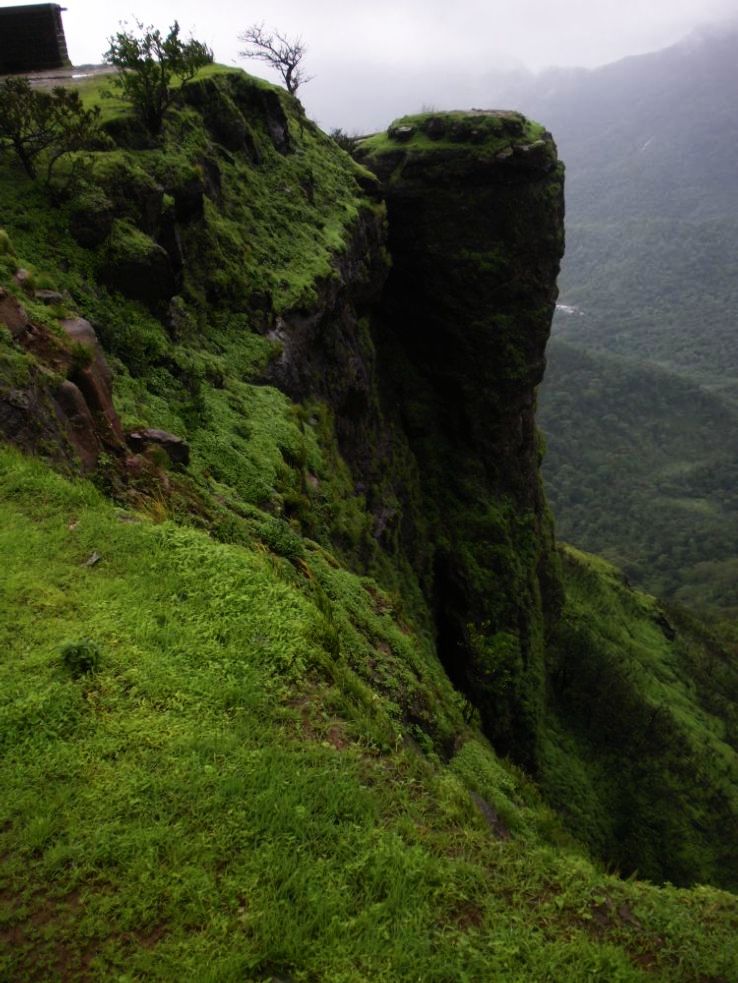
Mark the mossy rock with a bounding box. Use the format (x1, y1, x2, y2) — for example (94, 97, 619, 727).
(357, 110, 557, 188)
(69, 186, 114, 248)
(92, 154, 164, 236)
(100, 220, 176, 312)
(181, 76, 260, 159)
(101, 114, 159, 151)
(227, 73, 293, 155)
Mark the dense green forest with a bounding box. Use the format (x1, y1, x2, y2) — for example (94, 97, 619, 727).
(555, 218, 738, 398)
(540, 338, 738, 613)
(506, 27, 738, 609)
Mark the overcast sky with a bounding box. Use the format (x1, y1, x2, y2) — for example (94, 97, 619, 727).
(5, 0, 738, 128)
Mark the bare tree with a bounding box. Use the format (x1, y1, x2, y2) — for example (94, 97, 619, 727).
(238, 24, 313, 95)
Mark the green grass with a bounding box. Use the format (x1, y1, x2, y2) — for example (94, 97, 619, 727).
(1, 448, 737, 981)
(75, 64, 247, 123)
(357, 110, 549, 158)
(2, 67, 374, 315)
(0, 67, 383, 547)
(2, 63, 738, 980)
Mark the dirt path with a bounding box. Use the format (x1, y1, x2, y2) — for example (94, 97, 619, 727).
(14, 64, 117, 88)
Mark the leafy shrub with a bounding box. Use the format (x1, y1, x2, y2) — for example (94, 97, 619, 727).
(105, 21, 213, 136)
(259, 516, 305, 560)
(329, 128, 358, 153)
(60, 638, 101, 677)
(0, 228, 15, 256)
(0, 77, 102, 181)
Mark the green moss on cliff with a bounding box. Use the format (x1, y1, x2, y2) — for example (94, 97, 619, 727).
(361, 112, 565, 768)
(0, 68, 384, 548)
(1, 81, 737, 979)
(358, 110, 548, 157)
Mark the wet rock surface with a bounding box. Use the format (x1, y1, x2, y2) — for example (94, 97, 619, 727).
(361, 114, 565, 765)
(0, 288, 30, 339)
(0, 299, 125, 471)
(127, 427, 190, 466)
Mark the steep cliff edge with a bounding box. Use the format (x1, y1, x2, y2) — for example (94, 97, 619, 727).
(0, 69, 737, 977)
(359, 112, 564, 768)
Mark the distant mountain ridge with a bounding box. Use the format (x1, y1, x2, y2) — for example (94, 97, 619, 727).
(498, 25, 738, 222)
(526, 26, 738, 611)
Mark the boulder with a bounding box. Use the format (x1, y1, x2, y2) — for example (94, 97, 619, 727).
(0, 288, 30, 339)
(69, 189, 115, 248)
(34, 289, 64, 305)
(61, 317, 124, 444)
(126, 428, 190, 466)
(13, 269, 33, 294)
(422, 117, 447, 140)
(54, 379, 101, 471)
(100, 222, 177, 313)
(389, 124, 414, 142)
(61, 318, 111, 386)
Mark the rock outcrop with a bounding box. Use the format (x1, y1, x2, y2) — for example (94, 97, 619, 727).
(127, 427, 190, 465)
(228, 110, 566, 768)
(358, 112, 565, 765)
(3, 76, 736, 894)
(0, 290, 124, 472)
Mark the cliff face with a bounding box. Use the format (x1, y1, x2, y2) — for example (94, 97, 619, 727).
(357, 113, 565, 765)
(258, 110, 566, 767)
(1, 71, 736, 897)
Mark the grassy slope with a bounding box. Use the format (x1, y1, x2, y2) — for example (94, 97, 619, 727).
(1, 68, 738, 979)
(2, 448, 738, 981)
(0, 68, 387, 574)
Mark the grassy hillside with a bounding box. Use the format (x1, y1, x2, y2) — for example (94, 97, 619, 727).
(1, 65, 737, 979)
(544, 545, 738, 888)
(0, 68, 392, 581)
(2, 448, 738, 980)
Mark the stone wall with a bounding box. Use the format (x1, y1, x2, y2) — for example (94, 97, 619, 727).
(0, 4, 70, 74)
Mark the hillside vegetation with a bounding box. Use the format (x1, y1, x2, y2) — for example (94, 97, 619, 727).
(1, 66, 737, 979)
(503, 28, 738, 609)
(540, 338, 738, 614)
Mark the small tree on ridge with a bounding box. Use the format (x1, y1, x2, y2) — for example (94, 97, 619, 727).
(238, 24, 312, 95)
(0, 77, 102, 182)
(104, 20, 213, 135)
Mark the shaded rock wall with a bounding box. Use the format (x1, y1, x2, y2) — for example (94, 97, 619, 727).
(260, 111, 566, 766)
(0, 288, 124, 472)
(359, 113, 565, 766)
